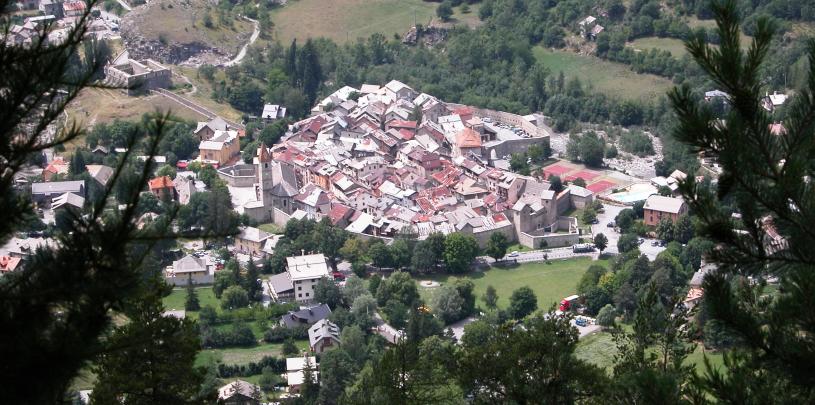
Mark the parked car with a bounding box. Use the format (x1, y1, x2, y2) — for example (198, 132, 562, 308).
(651, 241, 659, 246)
(575, 318, 588, 327)
(508, 251, 519, 258)
(332, 271, 346, 281)
(607, 221, 615, 228)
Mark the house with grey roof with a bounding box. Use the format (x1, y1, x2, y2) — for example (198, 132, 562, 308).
(31, 180, 85, 205)
(233, 226, 272, 257)
(51, 192, 84, 212)
(217, 380, 261, 405)
(280, 303, 332, 329)
(262, 104, 286, 122)
(165, 254, 214, 286)
(308, 319, 341, 354)
(86, 165, 114, 186)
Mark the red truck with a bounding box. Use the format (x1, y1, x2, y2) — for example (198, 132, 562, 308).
(559, 295, 581, 312)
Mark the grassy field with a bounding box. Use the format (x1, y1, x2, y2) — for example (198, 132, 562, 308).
(417, 257, 607, 309)
(197, 339, 310, 366)
(629, 37, 689, 58)
(173, 66, 245, 122)
(576, 329, 726, 375)
(65, 87, 205, 129)
(164, 286, 221, 316)
(269, 0, 478, 44)
(533, 47, 674, 103)
(62, 87, 206, 153)
(258, 223, 283, 234)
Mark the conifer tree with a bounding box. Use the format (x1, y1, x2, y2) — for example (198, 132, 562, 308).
(91, 273, 205, 404)
(670, 0, 815, 401)
(185, 277, 200, 311)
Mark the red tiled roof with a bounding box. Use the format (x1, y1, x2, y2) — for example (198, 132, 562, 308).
(389, 120, 417, 129)
(398, 128, 414, 141)
(148, 176, 174, 190)
(328, 204, 352, 225)
(63, 1, 86, 11)
(45, 157, 69, 174)
(456, 128, 482, 148)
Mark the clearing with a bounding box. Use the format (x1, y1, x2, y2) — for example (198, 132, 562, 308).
(196, 339, 310, 366)
(269, 0, 478, 44)
(576, 329, 726, 374)
(533, 47, 674, 103)
(628, 37, 689, 58)
(417, 257, 607, 309)
(164, 286, 221, 317)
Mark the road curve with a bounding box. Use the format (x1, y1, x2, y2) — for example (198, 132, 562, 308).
(223, 16, 260, 67)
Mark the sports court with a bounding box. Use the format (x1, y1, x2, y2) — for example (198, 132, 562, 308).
(541, 161, 630, 195)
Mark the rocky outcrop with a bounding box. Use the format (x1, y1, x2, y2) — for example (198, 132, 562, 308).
(120, 34, 228, 65)
(402, 26, 448, 47)
(119, 0, 243, 66)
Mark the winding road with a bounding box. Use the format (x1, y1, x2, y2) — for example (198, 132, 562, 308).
(223, 16, 260, 67)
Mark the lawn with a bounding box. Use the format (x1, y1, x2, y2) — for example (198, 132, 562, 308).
(533, 47, 674, 103)
(269, 0, 478, 44)
(164, 286, 221, 317)
(258, 223, 283, 234)
(506, 243, 535, 253)
(417, 257, 607, 309)
(197, 339, 310, 366)
(628, 37, 689, 58)
(575, 329, 726, 375)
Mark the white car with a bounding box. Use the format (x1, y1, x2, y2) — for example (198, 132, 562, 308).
(508, 251, 519, 258)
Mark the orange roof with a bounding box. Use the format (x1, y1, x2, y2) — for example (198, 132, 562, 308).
(456, 128, 482, 148)
(45, 157, 69, 174)
(0, 256, 21, 273)
(389, 120, 417, 129)
(148, 176, 174, 190)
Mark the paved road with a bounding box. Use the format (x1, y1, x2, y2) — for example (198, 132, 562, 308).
(223, 17, 260, 67)
(373, 311, 402, 344)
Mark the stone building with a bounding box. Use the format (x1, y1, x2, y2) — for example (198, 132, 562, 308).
(104, 51, 171, 95)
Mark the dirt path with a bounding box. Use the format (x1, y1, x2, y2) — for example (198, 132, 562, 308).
(223, 16, 259, 67)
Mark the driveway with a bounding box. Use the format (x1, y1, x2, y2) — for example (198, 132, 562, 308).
(447, 316, 477, 342)
(590, 203, 626, 255)
(589, 203, 666, 259)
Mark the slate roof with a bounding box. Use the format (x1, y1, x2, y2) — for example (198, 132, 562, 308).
(281, 303, 332, 328)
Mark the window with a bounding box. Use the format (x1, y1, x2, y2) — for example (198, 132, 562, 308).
(305, 293, 310, 297)
(298, 286, 302, 291)
(298, 293, 302, 298)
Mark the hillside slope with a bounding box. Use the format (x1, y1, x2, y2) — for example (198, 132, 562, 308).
(121, 0, 253, 65)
